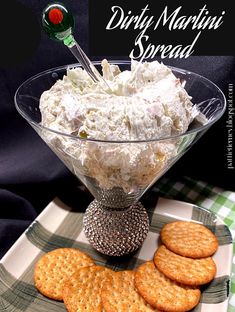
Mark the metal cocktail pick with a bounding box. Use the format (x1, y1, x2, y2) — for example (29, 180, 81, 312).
(42, 3, 111, 89)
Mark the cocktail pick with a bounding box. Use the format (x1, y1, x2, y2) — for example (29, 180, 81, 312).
(42, 3, 111, 89)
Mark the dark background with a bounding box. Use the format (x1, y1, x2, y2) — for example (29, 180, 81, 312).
(0, 0, 234, 259)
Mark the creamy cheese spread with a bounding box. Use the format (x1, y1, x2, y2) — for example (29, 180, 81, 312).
(39, 60, 200, 192)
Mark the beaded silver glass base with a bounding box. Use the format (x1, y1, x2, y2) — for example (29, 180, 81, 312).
(83, 199, 149, 256)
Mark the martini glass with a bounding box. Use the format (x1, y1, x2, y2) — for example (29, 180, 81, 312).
(15, 61, 226, 256)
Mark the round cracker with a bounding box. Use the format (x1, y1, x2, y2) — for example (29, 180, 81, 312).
(160, 221, 218, 258)
(135, 261, 201, 312)
(34, 248, 94, 300)
(154, 245, 216, 286)
(101, 270, 160, 312)
(63, 265, 114, 312)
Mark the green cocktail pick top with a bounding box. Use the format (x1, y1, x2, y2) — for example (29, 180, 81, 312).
(42, 3, 111, 89)
(42, 3, 74, 45)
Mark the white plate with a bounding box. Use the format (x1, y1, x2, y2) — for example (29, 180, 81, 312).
(0, 197, 233, 311)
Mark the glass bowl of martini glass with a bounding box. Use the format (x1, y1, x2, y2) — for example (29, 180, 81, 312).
(15, 60, 226, 256)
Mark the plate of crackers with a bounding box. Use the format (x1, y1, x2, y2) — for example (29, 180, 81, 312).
(0, 197, 233, 312)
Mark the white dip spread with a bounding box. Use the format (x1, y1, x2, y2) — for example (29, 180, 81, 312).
(39, 60, 200, 192)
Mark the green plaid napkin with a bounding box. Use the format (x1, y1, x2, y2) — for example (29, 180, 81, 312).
(153, 176, 235, 312)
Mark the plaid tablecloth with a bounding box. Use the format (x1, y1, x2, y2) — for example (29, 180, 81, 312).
(153, 176, 235, 312)
(0, 175, 234, 312)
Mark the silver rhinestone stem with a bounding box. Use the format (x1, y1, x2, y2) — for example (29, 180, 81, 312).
(83, 199, 149, 256)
